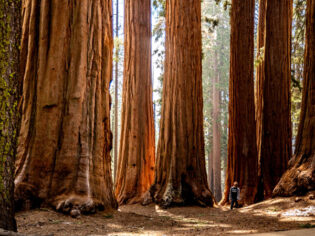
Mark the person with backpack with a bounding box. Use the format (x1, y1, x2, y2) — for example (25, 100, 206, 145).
(229, 181, 240, 209)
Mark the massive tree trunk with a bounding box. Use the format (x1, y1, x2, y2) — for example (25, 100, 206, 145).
(221, 0, 259, 206)
(255, 0, 266, 202)
(213, 51, 222, 202)
(14, 0, 117, 215)
(115, 0, 155, 205)
(258, 0, 292, 198)
(149, 0, 215, 208)
(273, 0, 315, 197)
(0, 0, 21, 231)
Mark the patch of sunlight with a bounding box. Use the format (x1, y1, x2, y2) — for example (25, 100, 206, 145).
(106, 223, 126, 229)
(226, 229, 259, 234)
(279, 216, 315, 222)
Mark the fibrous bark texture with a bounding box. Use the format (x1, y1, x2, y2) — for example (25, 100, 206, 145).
(221, 0, 259, 206)
(149, 0, 215, 208)
(255, 0, 266, 202)
(115, 0, 155, 205)
(14, 0, 117, 214)
(257, 0, 292, 198)
(273, 0, 315, 197)
(0, 0, 21, 231)
(212, 51, 222, 202)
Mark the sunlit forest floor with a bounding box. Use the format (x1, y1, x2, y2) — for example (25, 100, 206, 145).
(16, 193, 315, 236)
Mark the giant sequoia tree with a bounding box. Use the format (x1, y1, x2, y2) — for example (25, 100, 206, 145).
(273, 0, 315, 196)
(149, 0, 214, 207)
(115, 0, 155, 205)
(257, 0, 292, 198)
(14, 0, 117, 214)
(221, 0, 259, 205)
(0, 0, 21, 231)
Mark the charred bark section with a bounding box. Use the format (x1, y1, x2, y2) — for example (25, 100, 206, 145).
(258, 0, 292, 198)
(14, 0, 117, 215)
(115, 0, 155, 205)
(273, 0, 315, 197)
(148, 0, 215, 208)
(221, 0, 259, 206)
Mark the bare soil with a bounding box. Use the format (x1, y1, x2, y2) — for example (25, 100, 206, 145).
(16, 195, 315, 235)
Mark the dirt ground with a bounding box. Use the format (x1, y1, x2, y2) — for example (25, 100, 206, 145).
(16, 195, 315, 236)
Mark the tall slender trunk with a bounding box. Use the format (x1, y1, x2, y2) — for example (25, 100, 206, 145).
(0, 0, 21, 231)
(113, 0, 119, 184)
(115, 0, 155, 205)
(258, 0, 292, 198)
(14, 0, 117, 214)
(273, 0, 315, 196)
(213, 51, 222, 202)
(149, 0, 215, 208)
(208, 142, 214, 192)
(221, 0, 259, 206)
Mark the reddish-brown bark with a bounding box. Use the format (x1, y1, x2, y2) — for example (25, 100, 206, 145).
(148, 0, 215, 208)
(258, 0, 293, 198)
(14, 0, 117, 214)
(115, 0, 155, 205)
(221, 0, 259, 206)
(273, 0, 315, 196)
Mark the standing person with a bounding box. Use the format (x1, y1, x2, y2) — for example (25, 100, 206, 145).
(229, 181, 240, 209)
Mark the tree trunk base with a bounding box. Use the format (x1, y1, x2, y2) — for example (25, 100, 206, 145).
(14, 183, 116, 215)
(273, 153, 315, 197)
(52, 195, 105, 215)
(149, 180, 215, 209)
(117, 194, 148, 206)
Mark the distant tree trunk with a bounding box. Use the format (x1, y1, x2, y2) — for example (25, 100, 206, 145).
(113, 0, 119, 185)
(258, 0, 292, 198)
(0, 0, 21, 231)
(273, 0, 315, 196)
(149, 0, 215, 208)
(255, 0, 266, 202)
(14, 0, 117, 214)
(208, 145, 214, 192)
(221, 0, 259, 206)
(213, 51, 222, 202)
(115, 0, 155, 205)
